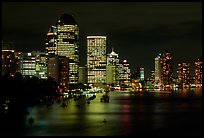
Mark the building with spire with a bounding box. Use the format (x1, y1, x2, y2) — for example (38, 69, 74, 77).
(106, 48, 119, 85)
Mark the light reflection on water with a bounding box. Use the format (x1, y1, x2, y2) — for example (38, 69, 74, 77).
(23, 88, 202, 136)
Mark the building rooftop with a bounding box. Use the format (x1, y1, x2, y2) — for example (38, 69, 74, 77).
(56, 13, 77, 25)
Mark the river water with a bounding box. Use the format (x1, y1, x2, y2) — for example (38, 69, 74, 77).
(21, 88, 202, 136)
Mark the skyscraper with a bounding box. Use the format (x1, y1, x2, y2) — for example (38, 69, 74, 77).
(118, 59, 131, 86)
(154, 53, 162, 86)
(160, 51, 173, 88)
(46, 13, 79, 84)
(87, 36, 107, 85)
(45, 25, 57, 56)
(177, 62, 190, 87)
(195, 58, 202, 87)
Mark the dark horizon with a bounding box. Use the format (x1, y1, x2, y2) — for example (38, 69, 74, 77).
(2, 2, 202, 78)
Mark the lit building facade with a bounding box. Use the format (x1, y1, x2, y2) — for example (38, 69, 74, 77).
(87, 36, 107, 84)
(46, 13, 79, 84)
(35, 52, 47, 79)
(139, 67, 144, 81)
(20, 52, 36, 77)
(107, 49, 119, 66)
(160, 51, 173, 87)
(195, 58, 202, 87)
(14, 52, 23, 73)
(154, 54, 162, 85)
(177, 62, 190, 87)
(2, 41, 17, 76)
(45, 25, 57, 56)
(106, 65, 117, 85)
(118, 59, 131, 86)
(106, 49, 119, 85)
(151, 70, 155, 81)
(133, 67, 145, 81)
(19, 51, 47, 79)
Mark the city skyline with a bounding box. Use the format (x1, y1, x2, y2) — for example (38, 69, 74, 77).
(2, 2, 202, 78)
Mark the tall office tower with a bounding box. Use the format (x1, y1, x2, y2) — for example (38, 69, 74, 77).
(46, 13, 79, 84)
(160, 51, 173, 87)
(177, 62, 190, 87)
(106, 49, 120, 85)
(154, 54, 162, 85)
(87, 36, 107, 85)
(2, 41, 17, 76)
(118, 59, 131, 86)
(195, 58, 202, 87)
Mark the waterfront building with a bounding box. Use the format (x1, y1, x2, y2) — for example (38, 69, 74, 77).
(139, 67, 144, 81)
(87, 36, 107, 85)
(151, 70, 155, 81)
(106, 49, 119, 85)
(154, 54, 162, 86)
(132, 67, 145, 81)
(118, 59, 131, 86)
(195, 58, 202, 87)
(160, 51, 173, 88)
(46, 13, 79, 84)
(47, 55, 69, 92)
(79, 66, 87, 84)
(106, 65, 117, 85)
(177, 62, 190, 87)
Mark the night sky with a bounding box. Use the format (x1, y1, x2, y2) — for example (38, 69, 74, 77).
(2, 2, 202, 78)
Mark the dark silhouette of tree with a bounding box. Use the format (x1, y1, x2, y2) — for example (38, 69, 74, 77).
(0, 73, 58, 136)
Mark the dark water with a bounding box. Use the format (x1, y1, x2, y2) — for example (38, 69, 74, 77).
(11, 89, 204, 136)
